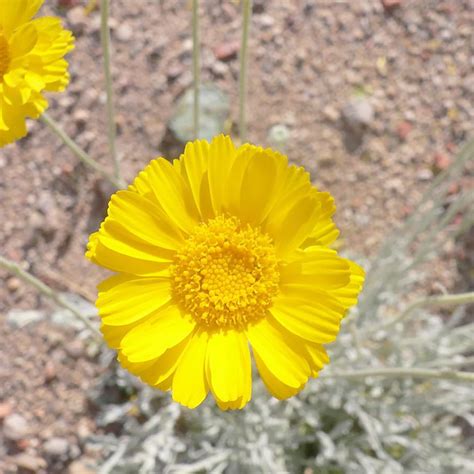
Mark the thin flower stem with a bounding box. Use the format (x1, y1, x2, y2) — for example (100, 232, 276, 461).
(41, 113, 124, 188)
(325, 367, 474, 383)
(0, 255, 102, 341)
(373, 291, 474, 334)
(238, 0, 252, 143)
(424, 356, 474, 369)
(100, 0, 121, 183)
(192, 0, 200, 139)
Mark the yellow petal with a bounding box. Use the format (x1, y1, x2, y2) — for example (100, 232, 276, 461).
(172, 330, 209, 408)
(246, 317, 310, 388)
(0, 100, 28, 146)
(331, 260, 365, 310)
(0, 0, 43, 35)
(224, 144, 254, 215)
(303, 219, 340, 247)
(128, 168, 154, 197)
(214, 394, 250, 411)
(29, 17, 74, 63)
(264, 193, 321, 258)
(262, 163, 312, 223)
(8, 22, 38, 58)
(179, 139, 213, 220)
(117, 353, 156, 375)
(24, 71, 45, 91)
(270, 295, 342, 344)
(86, 232, 172, 276)
(281, 247, 350, 289)
(302, 193, 339, 247)
(278, 164, 312, 199)
(254, 352, 305, 400)
(304, 343, 329, 377)
(97, 274, 172, 326)
(238, 149, 282, 226)
(138, 158, 199, 233)
(136, 336, 191, 387)
(98, 225, 174, 262)
(121, 305, 195, 363)
(106, 190, 185, 250)
(206, 330, 251, 408)
(155, 373, 173, 391)
(207, 135, 236, 215)
(101, 321, 141, 350)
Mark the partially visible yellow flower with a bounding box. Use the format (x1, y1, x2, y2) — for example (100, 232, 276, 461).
(87, 136, 365, 410)
(0, 0, 74, 147)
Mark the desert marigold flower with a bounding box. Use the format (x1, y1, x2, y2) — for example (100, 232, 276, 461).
(86, 135, 364, 409)
(0, 0, 74, 147)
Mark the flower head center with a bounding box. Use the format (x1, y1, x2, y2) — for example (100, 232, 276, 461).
(0, 33, 10, 78)
(171, 216, 280, 330)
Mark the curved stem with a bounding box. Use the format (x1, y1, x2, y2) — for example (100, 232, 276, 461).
(373, 291, 474, 334)
(41, 113, 124, 189)
(424, 356, 474, 369)
(100, 0, 121, 183)
(325, 367, 474, 383)
(192, 0, 200, 139)
(238, 0, 252, 142)
(0, 255, 102, 340)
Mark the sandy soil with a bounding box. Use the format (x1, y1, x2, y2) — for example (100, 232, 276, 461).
(0, 0, 472, 472)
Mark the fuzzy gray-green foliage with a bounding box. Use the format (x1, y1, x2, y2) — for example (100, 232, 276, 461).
(90, 140, 474, 474)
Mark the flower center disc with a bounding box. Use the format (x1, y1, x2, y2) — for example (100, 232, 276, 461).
(171, 216, 280, 330)
(0, 33, 10, 78)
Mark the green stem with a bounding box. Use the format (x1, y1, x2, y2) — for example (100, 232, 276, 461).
(325, 367, 474, 383)
(192, 0, 200, 139)
(424, 356, 474, 369)
(238, 0, 252, 142)
(100, 0, 121, 183)
(374, 291, 474, 333)
(41, 113, 124, 188)
(0, 255, 102, 340)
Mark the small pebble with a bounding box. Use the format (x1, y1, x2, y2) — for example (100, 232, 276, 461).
(3, 413, 31, 441)
(433, 152, 451, 172)
(10, 453, 47, 472)
(0, 401, 13, 420)
(44, 361, 57, 383)
(213, 41, 240, 61)
(342, 98, 374, 130)
(115, 23, 133, 42)
(66, 6, 87, 33)
(381, 0, 402, 10)
(43, 437, 70, 458)
(6, 277, 21, 292)
(66, 340, 85, 359)
(417, 169, 434, 181)
(69, 460, 96, 474)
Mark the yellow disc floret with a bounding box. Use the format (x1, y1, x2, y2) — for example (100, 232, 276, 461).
(0, 33, 9, 78)
(171, 216, 280, 330)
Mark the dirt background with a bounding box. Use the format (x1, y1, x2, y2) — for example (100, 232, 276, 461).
(0, 0, 473, 472)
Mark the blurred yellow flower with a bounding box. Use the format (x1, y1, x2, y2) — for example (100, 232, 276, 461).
(0, 0, 74, 147)
(87, 136, 364, 409)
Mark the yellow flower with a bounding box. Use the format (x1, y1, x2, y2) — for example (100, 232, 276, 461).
(87, 136, 364, 409)
(0, 0, 74, 147)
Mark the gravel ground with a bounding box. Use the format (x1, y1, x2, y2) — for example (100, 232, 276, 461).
(0, 0, 473, 472)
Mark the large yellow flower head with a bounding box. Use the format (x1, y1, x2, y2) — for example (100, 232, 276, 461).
(87, 136, 364, 409)
(0, 0, 74, 147)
